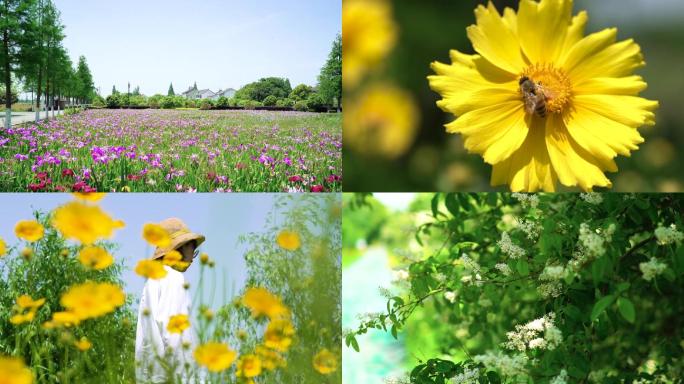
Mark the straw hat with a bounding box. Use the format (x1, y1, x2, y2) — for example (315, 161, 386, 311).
(152, 218, 205, 259)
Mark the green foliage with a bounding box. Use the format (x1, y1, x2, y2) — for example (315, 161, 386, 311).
(262, 95, 278, 107)
(217, 194, 342, 383)
(167, 83, 175, 96)
(276, 98, 294, 108)
(198, 98, 214, 110)
(345, 193, 684, 383)
(293, 101, 308, 112)
(215, 96, 229, 108)
(306, 94, 327, 112)
(289, 84, 314, 102)
(0, 211, 136, 383)
(317, 33, 341, 111)
(234, 77, 292, 103)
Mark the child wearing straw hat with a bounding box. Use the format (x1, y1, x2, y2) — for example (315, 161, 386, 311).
(135, 218, 205, 383)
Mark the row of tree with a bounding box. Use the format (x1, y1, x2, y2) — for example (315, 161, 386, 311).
(0, 0, 96, 128)
(102, 34, 342, 113)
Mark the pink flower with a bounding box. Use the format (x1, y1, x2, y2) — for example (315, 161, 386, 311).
(62, 169, 75, 177)
(288, 176, 303, 183)
(310, 185, 325, 193)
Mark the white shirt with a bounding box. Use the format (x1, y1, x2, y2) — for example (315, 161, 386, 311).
(135, 265, 198, 383)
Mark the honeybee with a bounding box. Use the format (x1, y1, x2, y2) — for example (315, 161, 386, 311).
(519, 76, 548, 118)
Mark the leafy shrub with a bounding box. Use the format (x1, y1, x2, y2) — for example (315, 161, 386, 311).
(148, 94, 164, 109)
(345, 193, 684, 383)
(262, 95, 278, 107)
(105, 94, 122, 108)
(289, 84, 314, 102)
(198, 99, 214, 110)
(215, 96, 230, 108)
(91, 95, 106, 108)
(293, 101, 308, 112)
(306, 94, 327, 112)
(184, 99, 197, 109)
(276, 98, 294, 108)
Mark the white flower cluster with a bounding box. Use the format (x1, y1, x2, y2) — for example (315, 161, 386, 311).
(511, 193, 539, 209)
(654, 224, 683, 245)
(579, 192, 604, 205)
(538, 265, 568, 298)
(516, 218, 541, 240)
(639, 258, 667, 281)
(498, 232, 526, 259)
(392, 269, 410, 282)
(450, 366, 480, 384)
(503, 313, 562, 352)
(458, 254, 483, 286)
(444, 291, 457, 303)
(495, 263, 512, 276)
(473, 351, 527, 378)
(550, 369, 568, 384)
(569, 223, 616, 271)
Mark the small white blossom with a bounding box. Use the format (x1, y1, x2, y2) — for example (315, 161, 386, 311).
(498, 232, 526, 259)
(511, 193, 539, 209)
(393, 269, 410, 281)
(654, 224, 683, 245)
(450, 366, 480, 384)
(495, 263, 512, 276)
(504, 313, 562, 352)
(580, 192, 604, 205)
(538, 281, 563, 298)
(473, 351, 527, 377)
(639, 258, 667, 281)
(444, 291, 457, 304)
(516, 218, 541, 240)
(550, 369, 568, 384)
(539, 265, 567, 281)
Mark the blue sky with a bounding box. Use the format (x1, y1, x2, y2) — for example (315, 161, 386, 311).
(0, 193, 287, 312)
(53, 0, 341, 96)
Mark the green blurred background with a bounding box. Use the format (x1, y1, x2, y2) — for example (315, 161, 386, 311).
(343, 0, 684, 192)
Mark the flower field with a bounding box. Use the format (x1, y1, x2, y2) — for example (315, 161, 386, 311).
(0, 109, 342, 192)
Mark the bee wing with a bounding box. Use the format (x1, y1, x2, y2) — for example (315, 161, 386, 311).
(536, 84, 555, 101)
(524, 94, 537, 115)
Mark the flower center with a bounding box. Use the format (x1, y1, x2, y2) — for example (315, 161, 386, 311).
(520, 64, 572, 114)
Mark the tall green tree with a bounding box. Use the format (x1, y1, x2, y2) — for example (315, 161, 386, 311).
(0, 0, 35, 128)
(167, 82, 174, 96)
(75, 55, 93, 103)
(317, 33, 341, 112)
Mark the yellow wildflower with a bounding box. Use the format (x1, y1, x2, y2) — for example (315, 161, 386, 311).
(60, 282, 125, 321)
(344, 83, 419, 159)
(342, 0, 397, 88)
(255, 345, 286, 371)
(16, 295, 45, 310)
(263, 319, 295, 352)
(167, 314, 190, 334)
(135, 259, 168, 280)
(0, 355, 33, 384)
(236, 354, 262, 378)
(74, 337, 92, 351)
(142, 223, 171, 248)
(78, 246, 114, 270)
(72, 192, 106, 202)
(276, 230, 301, 251)
(242, 287, 289, 320)
(193, 342, 237, 372)
(0, 237, 6, 257)
(20, 248, 32, 261)
(52, 201, 124, 244)
(428, 0, 659, 191)
(313, 348, 339, 374)
(44, 311, 81, 329)
(199, 253, 210, 265)
(162, 250, 190, 271)
(9, 312, 34, 325)
(14, 220, 44, 242)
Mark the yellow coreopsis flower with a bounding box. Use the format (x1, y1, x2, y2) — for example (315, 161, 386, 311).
(78, 246, 114, 270)
(72, 192, 106, 202)
(236, 354, 262, 378)
(9, 312, 35, 325)
(167, 314, 190, 334)
(263, 319, 295, 352)
(52, 201, 124, 244)
(0, 356, 34, 384)
(60, 282, 125, 321)
(428, 0, 658, 192)
(135, 259, 168, 280)
(14, 220, 44, 242)
(142, 223, 171, 248)
(255, 345, 286, 371)
(344, 83, 419, 159)
(74, 337, 92, 351)
(0, 237, 6, 257)
(16, 295, 45, 310)
(43, 311, 81, 329)
(193, 342, 237, 372)
(342, 0, 397, 88)
(276, 230, 301, 251)
(162, 250, 190, 271)
(313, 349, 339, 374)
(242, 287, 290, 320)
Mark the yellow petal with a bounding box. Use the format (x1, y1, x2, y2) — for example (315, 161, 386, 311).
(517, 0, 573, 63)
(545, 114, 613, 191)
(466, 3, 526, 75)
(445, 101, 528, 164)
(563, 107, 644, 163)
(574, 94, 659, 127)
(560, 10, 588, 53)
(501, 7, 518, 36)
(560, 28, 617, 73)
(574, 75, 647, 96)
(567, 38, 645, 83)
(491, 117, 556, 192)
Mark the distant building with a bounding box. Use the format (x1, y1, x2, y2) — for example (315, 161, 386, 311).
(181, 83, 234, 100)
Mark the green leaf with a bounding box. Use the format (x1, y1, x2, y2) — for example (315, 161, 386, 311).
(445, 193, 459, 216)
(516, 259, 529, 276)
(431, 193, 441, 218)
(590, 294, 616, 322)
(617, 297, 636, 323)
